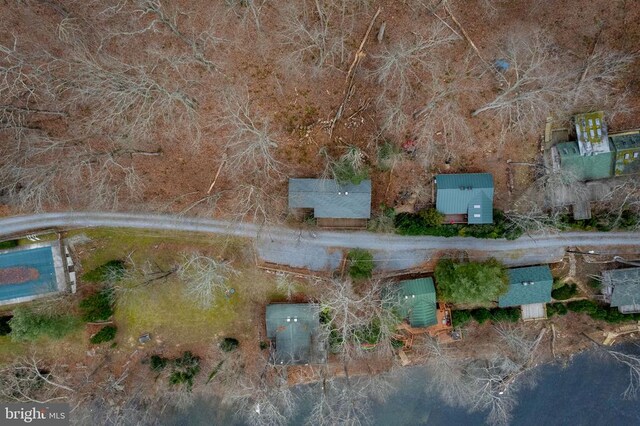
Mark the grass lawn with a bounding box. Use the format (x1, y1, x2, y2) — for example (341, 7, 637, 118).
(70, 227, 316, 350)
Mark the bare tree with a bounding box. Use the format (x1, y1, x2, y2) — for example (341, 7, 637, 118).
(418, 326, 543, 426)
(320, 279, 400, 362)
(371, 23, 459, 138)
(135, 0, 225, 72)
(472, 31, 571, 136)
(225, 182, 287, 226)
(603, 344, 640, 400)
(371, 23, 458, 100)
(177, 253, 238, 309)
(305, 365, 398, 426)
(224, 364, 297, 426)
(276, 273, 298, 300)
(217, 86, 282, 177)
(56, 45, 198, 145)
(0, 355, 74, 404)
(569, 44, 636, 113)
(279, 0, 352, 73)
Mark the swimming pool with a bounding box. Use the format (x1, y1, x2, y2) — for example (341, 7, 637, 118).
(0, 246, 58, 303)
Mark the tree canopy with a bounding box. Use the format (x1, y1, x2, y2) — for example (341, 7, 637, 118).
(434, 259, 508, 304)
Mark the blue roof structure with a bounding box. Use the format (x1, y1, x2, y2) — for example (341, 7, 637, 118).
(288, 179, 371, 219)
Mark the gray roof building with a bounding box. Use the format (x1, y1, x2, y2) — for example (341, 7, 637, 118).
(288, 178, 371, 219)
(435, 173, 494, 224)
(265, 303, 326, 365)
(602, 268, 640, 314)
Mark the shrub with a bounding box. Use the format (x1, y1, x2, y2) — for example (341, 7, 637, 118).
(169, 351, 201, 390)
(259, 341, 269, 350)
(552, 283, 578, 300)
(0, 315, 11, 336)
(567, 300, 598, 314)
(452, 310, 472, 327)
(347, 249, 374, 280)
(395, 210, 523, 240)
(82, 260, 125, 283)
(0, 240, 18, 249)
(491, 308, 520, 323)
(9, 307, 80, 341)
(354, 319, 382, 345)
(470, 308, 492, 324)
(435, 258, 509, 304)
(90, 325, 117, 344)
(220, 337, 239, 352)
(419, 208, 444, 227)
(79, 289, 114, 322)
(368, 205, 396, 233)
(555, 303, 568, 315)
(332, 158, 369, 185)
(588, 278, 601, 290)
(377, 141, 401, 171)
(150, 355, 169, 372)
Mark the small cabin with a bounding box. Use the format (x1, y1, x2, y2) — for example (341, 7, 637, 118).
(498, 265, 553, 321)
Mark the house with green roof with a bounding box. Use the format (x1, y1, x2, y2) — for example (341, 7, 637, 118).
(555, 141, 613, 181)
(265, 303, 327, 365)
(435, 173, 494, 224)
(602, 268, 640, 314)
(390, 278, 437, 328)
(498, 265, 553, 320)
(610, 131, 640, 176)
(288, 178, 371, 228)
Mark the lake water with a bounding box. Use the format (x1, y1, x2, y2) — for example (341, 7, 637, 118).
(168, 345, 640, 425)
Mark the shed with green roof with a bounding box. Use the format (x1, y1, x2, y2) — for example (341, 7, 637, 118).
(265, 303, 326, 365)
(499, 265, 553, 311)
(435, 173, 494, 224)
(393, 278, 437, 328)
(602, 267, 640, 314)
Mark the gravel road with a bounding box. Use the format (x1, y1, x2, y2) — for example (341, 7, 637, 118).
(1, 212, 638, 272)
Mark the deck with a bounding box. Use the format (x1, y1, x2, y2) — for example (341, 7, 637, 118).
(316, 218, 368, 229)
(442, 214, 466, 224)
(396, 305, 455, 343)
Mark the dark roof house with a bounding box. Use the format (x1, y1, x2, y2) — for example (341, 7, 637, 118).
(602, 268, 640, 314)
(391, 278, 437, 328)
(611, 132, 640, 176)
(435, 173, 494, 224)
(499, 265, 553, 320)
(288, 178, 371, 228)
(265, 303, 326, 365)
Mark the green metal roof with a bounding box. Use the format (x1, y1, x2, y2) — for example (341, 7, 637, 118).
(498, 265, 553, 307)
(556, 141, 613, 181)
(611, 132, 640, 176)
(288, 178, 371, 219)
(602, 268, 640, 308)
(394, 278, 437, 327)
(265, 303, 325, 365)
(435, 173, 494, 224)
